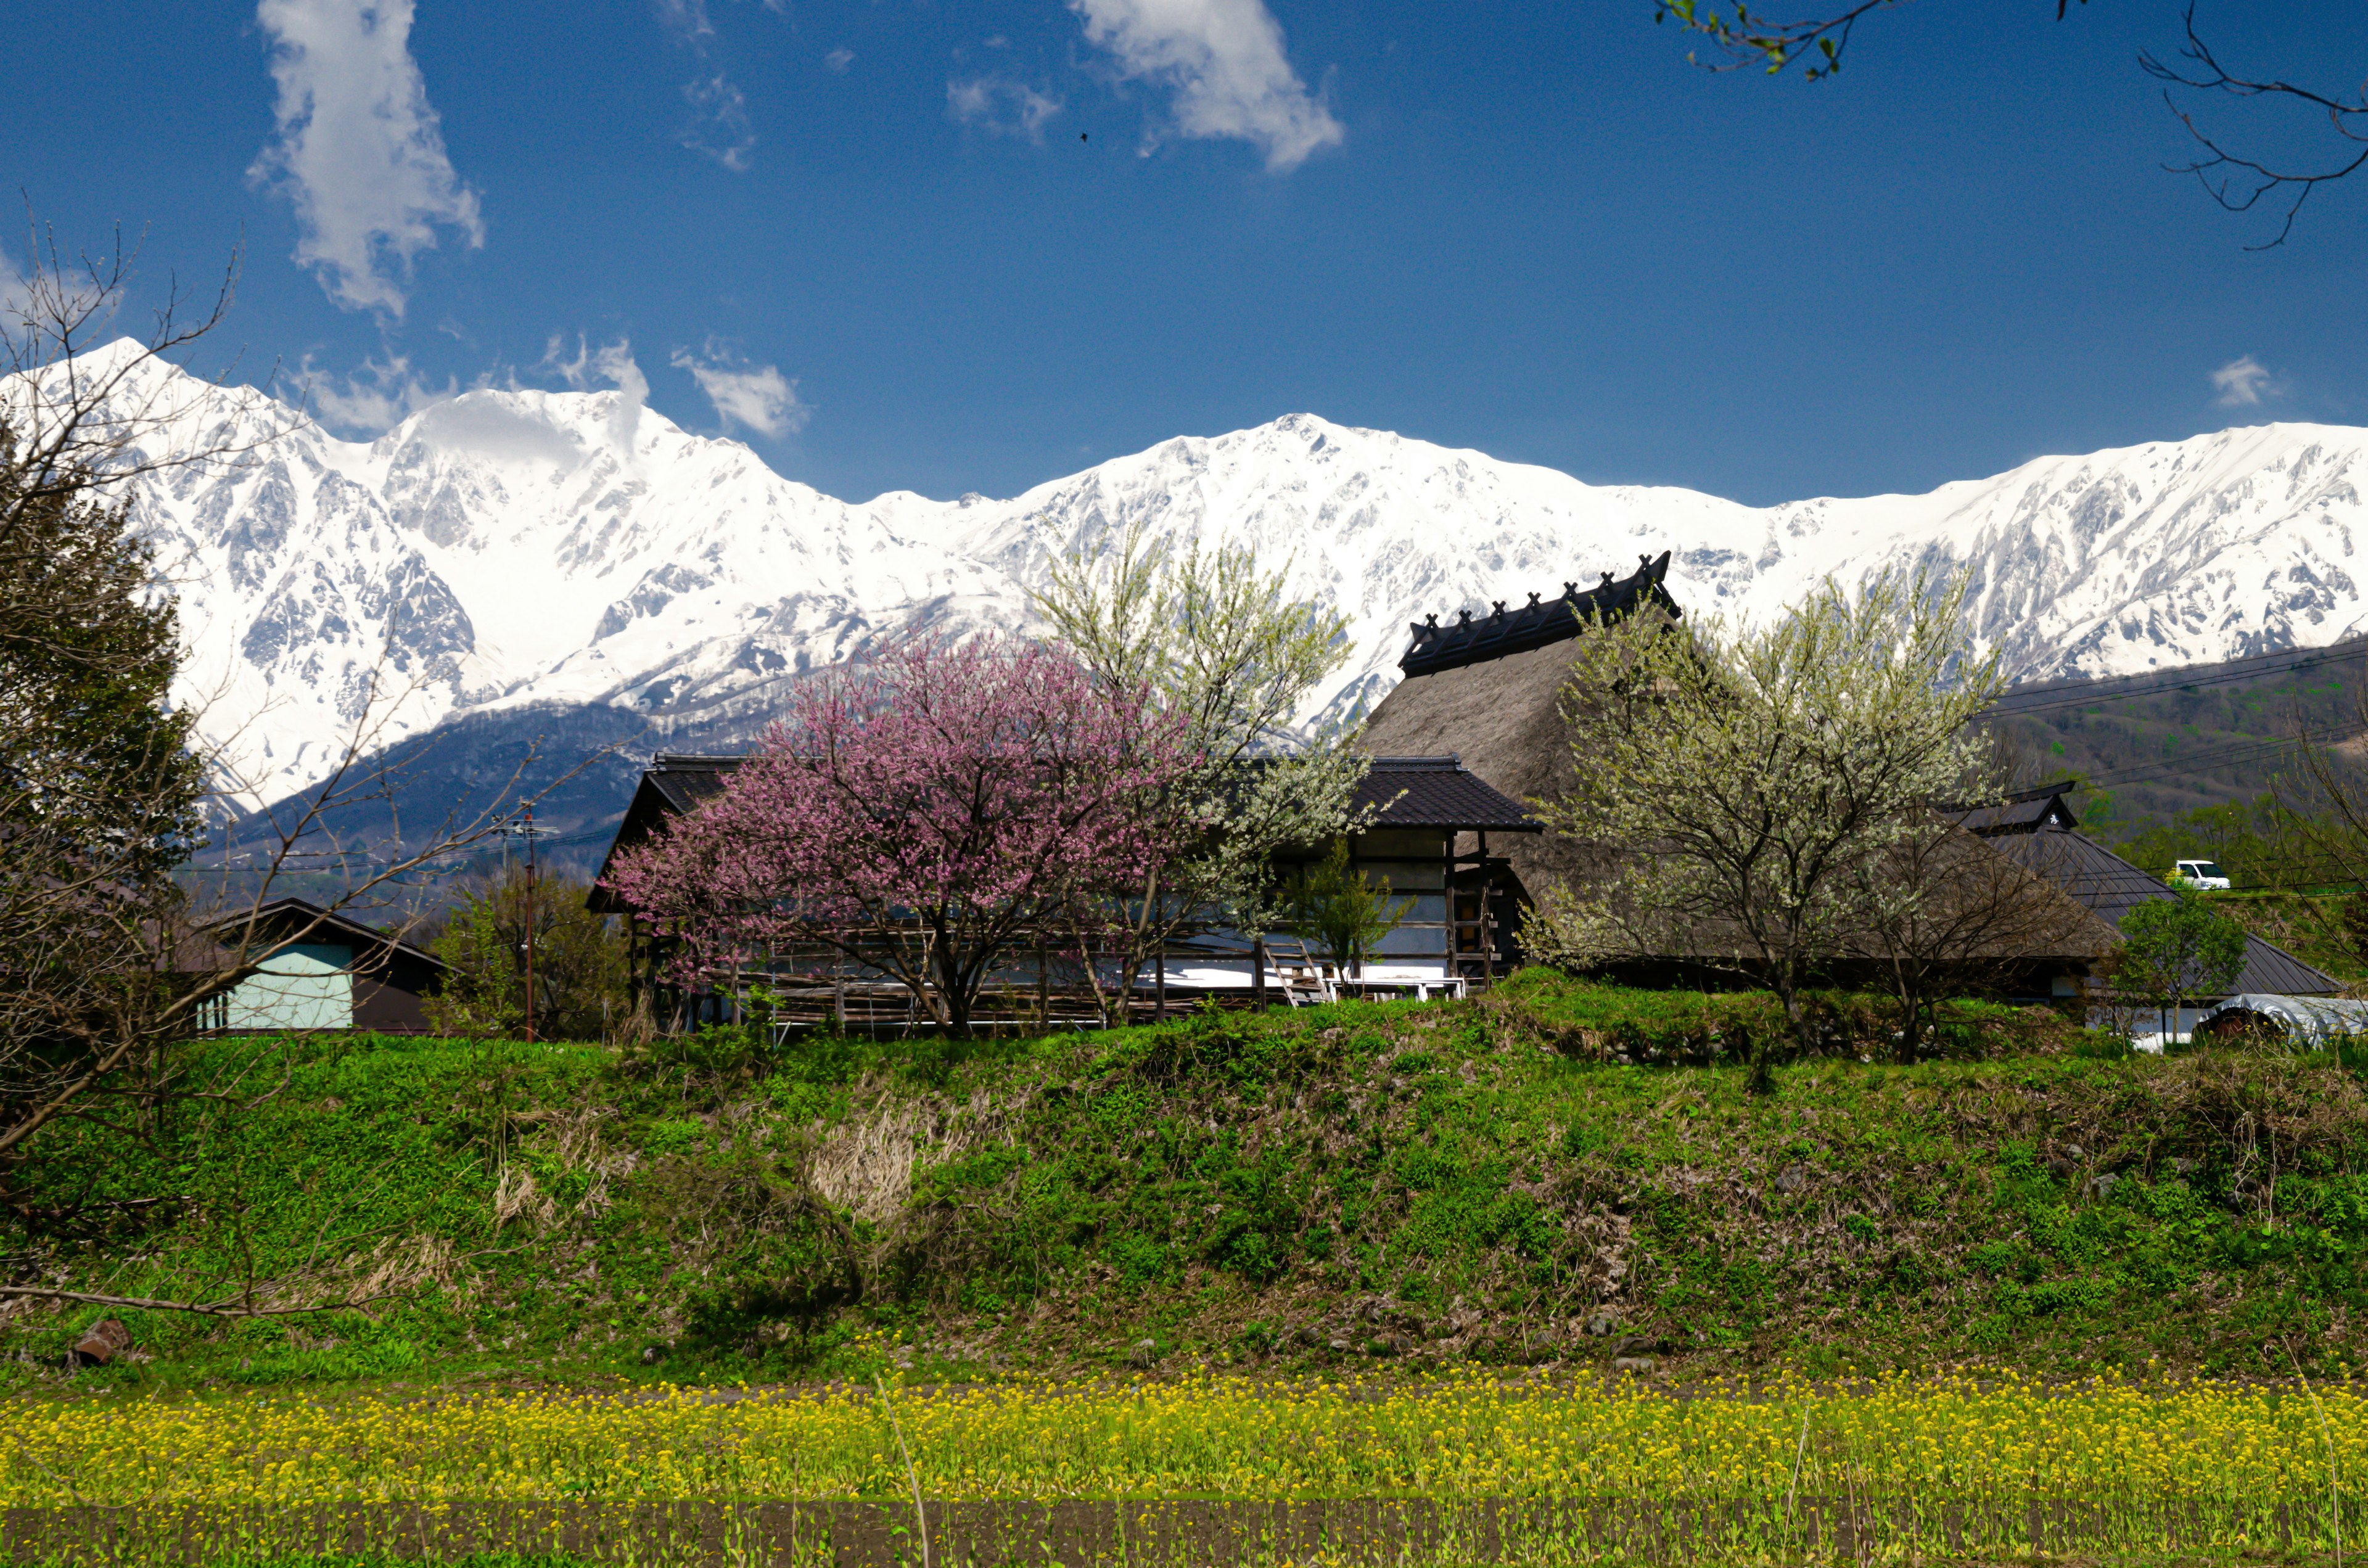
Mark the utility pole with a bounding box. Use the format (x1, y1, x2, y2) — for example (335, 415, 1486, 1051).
(524, 803, 538, 1044)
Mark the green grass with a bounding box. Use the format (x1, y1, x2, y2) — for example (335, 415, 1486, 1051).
(9, 974, 2368, 1393)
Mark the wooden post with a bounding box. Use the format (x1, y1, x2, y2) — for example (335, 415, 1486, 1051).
(1442, 831, 1457, 990)
(1477, 829, 1494, 985)
(1037, 936, 1050, 1031)
(1156, 944, 1167, 1022)
(1252, 935, 1268, 1011)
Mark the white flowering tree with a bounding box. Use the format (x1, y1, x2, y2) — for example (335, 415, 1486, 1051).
(1531, 570, 2002, 1088)
(1030, 522, 1371, 1017)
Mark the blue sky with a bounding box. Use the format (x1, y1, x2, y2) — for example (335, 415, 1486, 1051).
(14, 1, 2368, 505)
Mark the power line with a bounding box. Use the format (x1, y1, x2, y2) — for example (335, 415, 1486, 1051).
(1991, 636, 2368, 718)
(2079, 723, 2368, 789)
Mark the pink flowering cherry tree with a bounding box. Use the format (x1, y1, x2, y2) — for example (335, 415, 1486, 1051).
(602, 631, 1194, 1037)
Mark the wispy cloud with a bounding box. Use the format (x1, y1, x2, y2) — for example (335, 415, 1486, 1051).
(0, 241, 30, 326)
(543, 334, 651, 453)
(657, 0, 759, 170)
(654, 0, 713, 39)
(297, 350, 456, 434)
(1069, 0, 1341, 171)
(681, 73, 757, 170)
(672, 340, 810, 438)
(2211, 355, 2279, 409)
(249, 0, 484, 316)
(825, 46, 855, 73)
(948, 77, 1064, 142)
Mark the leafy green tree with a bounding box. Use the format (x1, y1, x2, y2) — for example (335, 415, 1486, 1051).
(0, 419, 208, 1190)
(1532, 569, 2002, 1090)
(2115, 889, 2249, 1041)
(1285, 840, 1411, 981)
(428, 871, 630, 1041)
(1030, 521, 1373, 1018)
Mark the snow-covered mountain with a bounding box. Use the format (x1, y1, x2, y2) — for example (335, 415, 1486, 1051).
(79, 339, 2368, 805)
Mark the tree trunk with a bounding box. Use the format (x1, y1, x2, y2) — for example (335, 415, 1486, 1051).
(1888, 952, 1922, 1065)
(1759, 954, 1809, 1095)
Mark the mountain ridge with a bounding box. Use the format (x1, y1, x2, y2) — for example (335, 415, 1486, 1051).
(68, 342, 2368, 808)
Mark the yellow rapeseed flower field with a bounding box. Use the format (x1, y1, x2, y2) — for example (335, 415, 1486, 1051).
(2, 1370, 2360, 1562)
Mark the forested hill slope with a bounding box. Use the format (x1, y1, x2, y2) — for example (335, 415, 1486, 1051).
(1992, 638, 2368, 825)
(7, 976, 2366, 1392)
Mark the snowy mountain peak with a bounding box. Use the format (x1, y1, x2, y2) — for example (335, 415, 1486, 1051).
(57, 340, 2368, 805)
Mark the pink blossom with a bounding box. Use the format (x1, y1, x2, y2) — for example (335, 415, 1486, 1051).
(603, 631, 1194, 1035)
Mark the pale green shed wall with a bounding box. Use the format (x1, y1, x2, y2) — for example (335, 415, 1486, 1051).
(223, 943, 355, 1032)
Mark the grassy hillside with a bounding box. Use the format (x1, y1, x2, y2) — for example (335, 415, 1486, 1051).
(9, 974, 2368, 1394)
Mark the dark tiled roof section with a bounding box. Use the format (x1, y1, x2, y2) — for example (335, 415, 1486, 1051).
(1399, 550, 1682, 678)
(1957, 795, 2080, 835)
(646, 753, 741, 812)
(589, 754, 746, 913)
(1356, 756, 1541, 832)
(1992, 827, 2341, 996)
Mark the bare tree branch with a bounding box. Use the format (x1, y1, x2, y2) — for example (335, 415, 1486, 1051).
(2142, 7, 2368, 249)
(1653, 2, 2368, 245)
(1652, 0, 2086, 81)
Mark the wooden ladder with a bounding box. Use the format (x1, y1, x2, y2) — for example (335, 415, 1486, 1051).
(1264, 935, 1337, 1007)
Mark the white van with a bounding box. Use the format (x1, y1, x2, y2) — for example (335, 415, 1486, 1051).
(2173, 859, 2232, 890)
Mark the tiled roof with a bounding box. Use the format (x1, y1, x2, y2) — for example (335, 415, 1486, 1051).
(1356, 756, 1540, 832)
(588, 756, 744, 912)
(644, 754, 740, 813)
(1397, 551, 1682, 678)
(1990, 827, 2341, 996)
(201, 897, 448, 971)
(1956, 792, 2081, 835)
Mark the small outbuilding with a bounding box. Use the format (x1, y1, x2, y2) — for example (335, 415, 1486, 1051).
(194, 898, 449, 1034)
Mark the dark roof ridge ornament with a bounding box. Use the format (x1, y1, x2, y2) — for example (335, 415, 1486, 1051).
(1396, 548, 1683, 677)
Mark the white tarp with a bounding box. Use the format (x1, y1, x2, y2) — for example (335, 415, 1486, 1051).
(2200, 993, 2368, 1045)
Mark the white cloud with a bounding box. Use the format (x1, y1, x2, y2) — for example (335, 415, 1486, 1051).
(654, 0, 713, 39)
(825, 47, 855, 73)
(656, 0, 759, 170)
(1069, 0, 1341, 171)
(671, 340, 810, 438)
(297, 350, 456, 433)
(0, 242, 30, 327)
(948, 77, 1064, 142)
(542, 334, 651, 453)
(681, 73, 757, 170)
(2211, 355, 2278, 409)
(249, 0, 485, 316)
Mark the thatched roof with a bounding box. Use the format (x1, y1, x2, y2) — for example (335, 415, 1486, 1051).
(1357, 630, 1608, 897)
